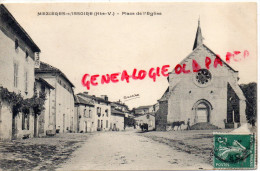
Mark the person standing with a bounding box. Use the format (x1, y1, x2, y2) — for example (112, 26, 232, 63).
(187, 118, 191, 130)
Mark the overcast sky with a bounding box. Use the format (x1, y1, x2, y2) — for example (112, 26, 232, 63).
(5, 3, 257, 109)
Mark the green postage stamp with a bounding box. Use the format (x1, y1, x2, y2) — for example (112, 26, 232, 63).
(213, 133, 255, 169)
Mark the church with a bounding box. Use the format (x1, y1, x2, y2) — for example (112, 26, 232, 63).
(155, 20, 247, 131)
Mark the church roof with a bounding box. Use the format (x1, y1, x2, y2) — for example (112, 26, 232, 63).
(178, 20, 237, 73)
(229, 83, 246, 101)
(193, 19, 203, 50)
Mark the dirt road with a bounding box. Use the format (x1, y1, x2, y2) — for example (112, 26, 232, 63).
(58, 131, 212, 170)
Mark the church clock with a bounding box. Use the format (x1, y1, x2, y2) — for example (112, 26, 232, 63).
(194, 69, 212, 87)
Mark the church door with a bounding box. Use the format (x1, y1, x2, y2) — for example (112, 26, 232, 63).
(195, 102, 210, 123)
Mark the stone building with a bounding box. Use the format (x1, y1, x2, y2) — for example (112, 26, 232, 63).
(74, 94, 95, 133)
(134, 105, 155, 116)
(35, 77, 55, 137)
(0, 5, 41, 140)
(155, 20, 247, 131)
(35, 62, 75, 134)
(77, 92, 111, 131)
(135, 114, 155, 131)
(111, 108, 125, 131)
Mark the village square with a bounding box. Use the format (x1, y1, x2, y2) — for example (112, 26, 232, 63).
(0, 3, 257, 170)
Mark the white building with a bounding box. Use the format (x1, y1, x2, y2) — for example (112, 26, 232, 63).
(156, 20, 247, 131)
(77, 92, 111, 131)
(0, 4, 41, 140)
(35, 62, 75, 134)
(35, 77, 55, 137)
(74, 95, 95, 133)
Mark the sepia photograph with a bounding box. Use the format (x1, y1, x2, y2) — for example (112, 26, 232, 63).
(0, 2, 257, 170)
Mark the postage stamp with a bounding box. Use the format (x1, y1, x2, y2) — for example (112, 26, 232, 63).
(213, 133, 255, 169)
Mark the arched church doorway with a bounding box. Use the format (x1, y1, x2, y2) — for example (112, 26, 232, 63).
(193, 100, 212, 123)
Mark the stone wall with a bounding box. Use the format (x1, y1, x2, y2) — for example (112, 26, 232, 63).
(155, 100, 168, 131)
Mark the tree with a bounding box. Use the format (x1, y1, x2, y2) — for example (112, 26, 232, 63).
(239, 82, 257, 126)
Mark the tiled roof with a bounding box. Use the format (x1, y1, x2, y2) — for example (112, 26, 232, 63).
(35, 77, 55, 89)
(135, 105, 153, 110)
(75, 95, 94, 106)
(111, 109, 125, 116)
(0, 5, 40, 52)
(35, 62, 75, 87)
(77, 93, 111, 104)
(112, 102, 128, 107)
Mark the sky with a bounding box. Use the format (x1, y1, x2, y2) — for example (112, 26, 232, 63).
(4, 3, 257, 109)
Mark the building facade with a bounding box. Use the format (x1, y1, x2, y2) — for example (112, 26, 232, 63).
(35, 62, 75, 134)
(134, 105, 155, 116)
(35, 78, 55, 137)
(111, 108, 125, 131)
(77, 93, 111, 131)
(135, 114, 155, 131)
(0, 5, 41, 140)
(74, 95, 95, 133)
(156, 21, 247, 131)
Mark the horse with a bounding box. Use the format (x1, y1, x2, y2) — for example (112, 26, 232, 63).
(172, 121, 185, 131)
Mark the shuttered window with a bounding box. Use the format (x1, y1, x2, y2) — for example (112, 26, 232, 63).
(14, 63, 19, 88)
(24, 71, 28, 93)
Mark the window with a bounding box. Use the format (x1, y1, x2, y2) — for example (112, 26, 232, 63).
(25, 51, 29, 58)
(97, 107, 101, 117)
(24, 71, 28, 93)
(97, 119, 100, 128)
(15, 39, 19, 50)
(105, 109, 108, 117)
(41, 84, 45, 93)
(14, 63, 18, 88)
(106, 120, 108, 128)
(146, 114, 150, 119)
(22, 113, 29, 130)
(89, 109, 92, 118)
(84, 109, 87, 117)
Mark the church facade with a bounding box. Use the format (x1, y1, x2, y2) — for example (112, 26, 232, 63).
(155, 21, 247, 131)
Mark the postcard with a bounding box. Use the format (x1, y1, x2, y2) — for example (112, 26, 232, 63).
(0, 2, 257, 170)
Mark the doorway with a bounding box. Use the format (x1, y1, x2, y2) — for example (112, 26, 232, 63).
(193, 99, 212, 124)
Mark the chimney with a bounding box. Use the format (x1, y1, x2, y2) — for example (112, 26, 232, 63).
(101, 95, 108, 101)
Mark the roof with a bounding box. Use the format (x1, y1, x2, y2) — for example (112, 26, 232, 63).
(172, 21, 237, 74)
(111, 109, 125, 116)
(35, 77, 55, 89)
(229, 83, 246, 101)
(134, 113, 155, 118)
(175, 44, 237, 74)
(111, 103, 117, 107)
(75, 95, 94, 106)
(158, 87, 170, 102)
(0, 5, 40, 53)
(135, 105, 153, 110)
(35, 62, 75, 87)
(112, 101, 128, 108)
(77, 93, 111, 104)
(193, 19, 203, 50)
